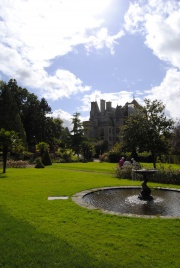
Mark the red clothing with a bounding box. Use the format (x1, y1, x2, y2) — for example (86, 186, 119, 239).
(119, 158, 124, 168)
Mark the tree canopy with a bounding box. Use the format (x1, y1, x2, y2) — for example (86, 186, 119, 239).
(70, 112, 84, 156)
(0, 79, 65, 153)
(120, 99, 174, 168)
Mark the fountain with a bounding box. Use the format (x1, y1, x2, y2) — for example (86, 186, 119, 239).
(72, 169, 180, 218)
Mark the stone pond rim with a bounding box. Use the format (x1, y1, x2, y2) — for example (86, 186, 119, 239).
(72, 186, 180, 218)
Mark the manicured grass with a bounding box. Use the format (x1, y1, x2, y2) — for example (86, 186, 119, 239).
(51, 162, 118, 173)
(0, 163, 180, 268)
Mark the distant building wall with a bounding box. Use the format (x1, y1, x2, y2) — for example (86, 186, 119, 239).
(84, 99, 137, 151)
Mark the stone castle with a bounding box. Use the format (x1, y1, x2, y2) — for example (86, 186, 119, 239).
(83, 99, 139, 150)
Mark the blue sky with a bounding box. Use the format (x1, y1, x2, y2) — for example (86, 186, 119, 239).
(0, 0, 180, 129)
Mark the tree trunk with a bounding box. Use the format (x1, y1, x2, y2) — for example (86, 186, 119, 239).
(152, 153, 156, 169)
(2, 146, 8, 173)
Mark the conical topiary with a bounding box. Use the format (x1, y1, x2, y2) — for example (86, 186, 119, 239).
(42, 149, 52, 166)
(35, 158, 45, 168)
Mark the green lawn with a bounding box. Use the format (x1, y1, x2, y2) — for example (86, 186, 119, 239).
(0, 163, 179, 268)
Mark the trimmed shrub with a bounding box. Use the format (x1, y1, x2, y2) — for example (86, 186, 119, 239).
(42, 149, 52, 166)
(35, 158, 44, 168)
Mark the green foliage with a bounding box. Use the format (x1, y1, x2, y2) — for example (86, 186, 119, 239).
(153, 165, 180, 185)
(116, 162, 141, 179)
(36, 142, 49, 156)
(94, 140, 109, 156)
(159, 154, 180, 164)
(34, 158, 44, 168)
(0, 128, 25, 173)
(0, 79, 66, 153)
(0, 81, 26, 143)
(70, 112, 84, 156)
(137, 151, 153, 163)
(54, 148, 79, 163)
(108, 151, 120, 163)
(81, 140, 95, 161)
(22, 151, 34, 161)
(120, 99, 174, 168)
(171, 120, 180, 154)
(116, 165, 134, 179)
(42, 149, 52, 166)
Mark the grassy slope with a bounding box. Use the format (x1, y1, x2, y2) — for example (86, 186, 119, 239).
(0, 163, 179, 268)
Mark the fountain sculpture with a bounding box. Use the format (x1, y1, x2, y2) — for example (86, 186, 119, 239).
(135, 169, 158, 200)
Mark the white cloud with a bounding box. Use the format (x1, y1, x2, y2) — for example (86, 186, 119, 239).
(37, 70, 91, 100)
(0, 0, 122, 100)
(85, 28, 124, 55)
(51, 109, 72, 130)
(124, 0, 180, 120)
(145, 68, 180, 119)
(51, 108, 89, 130)
(124, 0, 180, 68)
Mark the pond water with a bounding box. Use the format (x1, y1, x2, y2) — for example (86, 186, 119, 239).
(83, 188, 180, 217)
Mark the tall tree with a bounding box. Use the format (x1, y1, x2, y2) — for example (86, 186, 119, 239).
(45, 117, 64, 151)
(6, 79, 28, 113)
(0, 81, 26, 144)
(171, 120, 180, 155)
(81, 140, 95, 161)
(0, 79, 66, 154)
(120, 99, 174, 168)
(39, 98, 52, 141)
(20, 92, 40, 150)
(70, 112, 84, 156)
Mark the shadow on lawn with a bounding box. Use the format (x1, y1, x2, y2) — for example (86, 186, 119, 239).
(0, 208, 113, 268)
(0, 173, 8, 179)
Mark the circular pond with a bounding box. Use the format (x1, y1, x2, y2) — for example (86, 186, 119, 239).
(72, 187, 180, 218)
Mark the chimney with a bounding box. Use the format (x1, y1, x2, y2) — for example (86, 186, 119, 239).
(106, 101, 112, 110)
(100, 99, 105, 113)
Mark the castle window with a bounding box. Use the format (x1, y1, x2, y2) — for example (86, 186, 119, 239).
(109, 128, 111, 133)
(100, 128, 104, 136)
